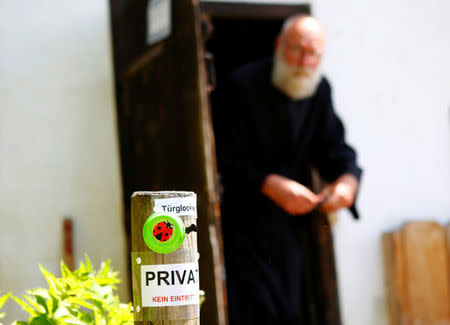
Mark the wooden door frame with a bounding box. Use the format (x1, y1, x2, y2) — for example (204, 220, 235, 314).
(200, 1, 310, 19)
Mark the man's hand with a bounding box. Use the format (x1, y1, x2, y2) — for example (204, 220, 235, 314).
(261, 174, 321, 215)
(318, 173, 359, 213)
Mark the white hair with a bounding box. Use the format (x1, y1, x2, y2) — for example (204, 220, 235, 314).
(280, 14, 310, 35)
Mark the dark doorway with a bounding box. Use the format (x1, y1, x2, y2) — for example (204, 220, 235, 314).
(201, 2, 343, 325)
(202, 3, 309, 91)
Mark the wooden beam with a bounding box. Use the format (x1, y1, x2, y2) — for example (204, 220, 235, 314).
(63, 218, 74, 271)
(124, 43, 165, 80)
(200, 2, 311, 19)
(403, 222, 450, 324)
(382, 231, 408, 325)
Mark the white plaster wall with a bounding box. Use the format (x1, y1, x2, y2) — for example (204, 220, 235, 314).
(0, 0, 127, 322)
(316, 1, 450, 324)
(206, 1, 450, 324)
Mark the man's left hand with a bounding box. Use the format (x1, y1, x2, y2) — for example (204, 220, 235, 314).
(318, 173, 359, 213)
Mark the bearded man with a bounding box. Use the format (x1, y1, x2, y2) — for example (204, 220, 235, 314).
(214, 15, 362, 324)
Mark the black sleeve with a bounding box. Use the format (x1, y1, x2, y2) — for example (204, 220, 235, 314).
(310, 79, 362, 183)
(213, 79, 268, 193)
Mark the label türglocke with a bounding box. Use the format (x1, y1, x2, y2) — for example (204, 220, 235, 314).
(153, 196, 197, 217)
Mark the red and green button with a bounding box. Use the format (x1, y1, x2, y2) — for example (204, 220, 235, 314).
(143, 212, 186, 254)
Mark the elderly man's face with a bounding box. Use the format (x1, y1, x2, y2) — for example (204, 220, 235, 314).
(271, 17, 325, 100)
(280, 21, 324, 71)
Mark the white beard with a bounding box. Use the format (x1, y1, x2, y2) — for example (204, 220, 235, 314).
(271, 49, 322, 100)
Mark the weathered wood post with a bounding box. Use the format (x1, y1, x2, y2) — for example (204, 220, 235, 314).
(62, 218, 74, 271)
(131, 191, 200, 324)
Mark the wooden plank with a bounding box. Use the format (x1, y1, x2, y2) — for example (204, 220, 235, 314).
(192, 1, 229, 323)
(403, 222, 450, 325)
(305, 210, 342, 325)
(382, 231, 408, 325)
(296, 167, 342, 325)
(124, 43, 165, 80)
(200, 1, 310, 20)
(448, 224, 450, 262)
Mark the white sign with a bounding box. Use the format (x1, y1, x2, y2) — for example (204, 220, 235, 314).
(154, 196, 197, 217)
(141, 263, 200, 307)
(147, 0, 172, 45)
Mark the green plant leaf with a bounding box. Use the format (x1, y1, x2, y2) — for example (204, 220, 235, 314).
(65, 297, 94, 311)
(11, 257, 133, 324)
(0, 293, 7, 321)
(98, 260, 110, 278)
(26, 289, 49, 300)
(78, 312, 93, 323)
(0, 292, 11, 310)
(84, 255, 94, 273)
(24, 296, 45, 314)
(200, 289, 206, 307)
(60, 262, 73, 280)
(77, 262, 86, 274)
(12, 296, 39, 317)
(58, 320, 84, 325)
(39, 266, 59, 293)
(49, 292, 59, 314)
(34, 295, 49, 314)
(29, 315, 55, 325)
(90, 299, 106, 313)
(93, 308, 105, 325)
(11, 321, 29, 325)
(63, 306, 78, 318)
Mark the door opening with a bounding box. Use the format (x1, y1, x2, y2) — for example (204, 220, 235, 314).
(201, 3, 344, 325)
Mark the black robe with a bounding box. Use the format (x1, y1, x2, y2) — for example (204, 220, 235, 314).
(213, 58, 362, 324)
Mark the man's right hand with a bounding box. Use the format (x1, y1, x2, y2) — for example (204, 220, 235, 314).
(261, 174, 321, 215)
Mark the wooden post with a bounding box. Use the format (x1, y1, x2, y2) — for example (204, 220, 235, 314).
(63, 218, 74, 271)
(131, 191, 200, 325)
